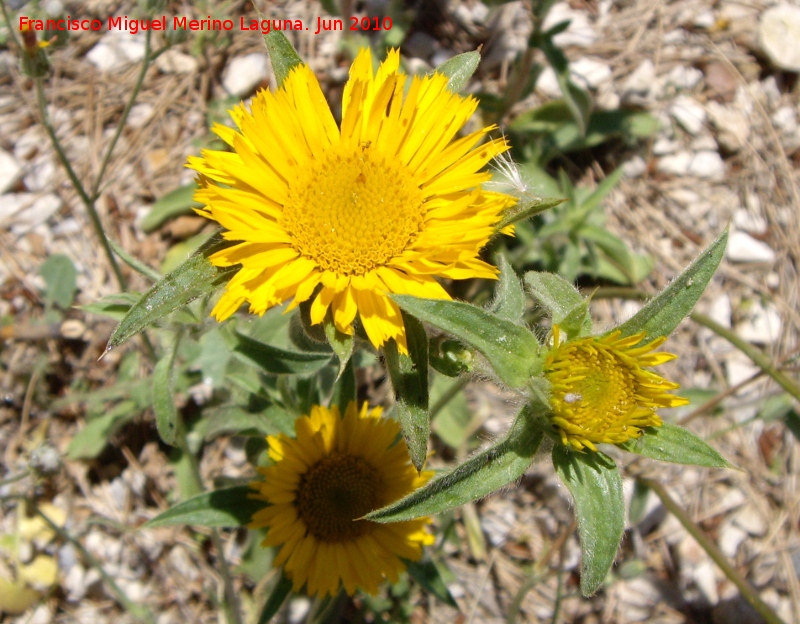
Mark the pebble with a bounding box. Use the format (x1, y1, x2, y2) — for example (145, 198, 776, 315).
(733, 503, 767, 536)
(222, 53, 271, 97)
(543, 3, 597, 47)
(155, 49, 199, 74)
(708, 293, 732, 329)
(0, 193, 62, 234)
(127, 103, 154, 129)
(664, 65, 704, 91)
(622, 155, 647, 178)
(706, 101, 750, 152)
(735, 301, 782, 345)
(0, 148, 22, 193)
(726, 350, 760, 388)
(653, 137, 680, 155)
(23, 157, 56, 192)
(732, 209, 767, 235)
(693, 9, 716, 30)
(570, 57, 612, 89)
(727, 231, 776, 263)
(86, 30, 146, 72)
(690, 134, 718, 152)
(621, 59, 655, 104)
(759, 5, 800, 72)
(657, 151, 692, 176)
(719, 521, 748, 558)
(687, 150, 725, 180)
(670, 95, 706, 135)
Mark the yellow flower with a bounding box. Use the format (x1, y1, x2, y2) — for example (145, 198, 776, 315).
(249, 402, 434, 597)
(189, 48, 516, 352)
(544, 326, 689, 452)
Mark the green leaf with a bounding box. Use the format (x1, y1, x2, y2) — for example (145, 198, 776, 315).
(406, 560, 458, 607)
(615, 229, 728, 343)
(107, 237, 161, 282)
(366, 404, 543, 522)
(331, 358, 356, 414)
(67, 401, 139, 459)
(324, 318, 354, 379)
(140, 183, 200, 233)
(233, 332, 332, 375)
(432, 51, 480, 93)
(553, 447, 623, 596)
(489, 255, 525, 324)
(257, 572, 293, 624)
(539, 38, 591, 135)
(144, 486, 263, 528)
(106, 245, 237, 352)
(430, 375, 472, 449)
(152, 335, 181, 446)
(204, 405, 295, 439)
(79, 292, 141, 321)
(384, 313, 430, 472)
(494, 197, 566, 232)
(524, 272, 591, 337)
(620, 423, 732, 468)
(40, 254, 78, 309)
(392, 295, 542, 389)
(264, 31, 303, 86)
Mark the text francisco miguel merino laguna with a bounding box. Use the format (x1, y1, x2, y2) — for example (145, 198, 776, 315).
(17, 14, 385, 35)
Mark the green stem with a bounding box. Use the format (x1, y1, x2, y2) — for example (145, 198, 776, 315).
(90, 31, 153, 202)
(430, 377, 468, 419)
(34, 78, 127, 290)
(0, 470, 30, 487)
(175, 426, 243, 624)
(640, 478, 786, 624)
(35, 504, 156, 624)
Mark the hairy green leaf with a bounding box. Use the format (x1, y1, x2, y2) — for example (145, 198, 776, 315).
(494, 197, 566, 232)
(233, 332, 332, 375)
(553, 447, 623, 596)
(620, 423, 732, 468)
(264, 31, 302, 86)
(392, 295, 542, 389)
(144, 486, 263, 528)
(406, 560, 458, 607)
(432, 51, 480, 93)
(489, 255, 526, 324)
(40, 254, 78, 309)
(152, 335, 181, 446)
(67, 401, 139, 459)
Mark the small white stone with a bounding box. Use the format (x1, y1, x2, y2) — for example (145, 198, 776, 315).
(708, 293, 732, 329)
(693, 9, 716, 29)
(542, 2, 597, 47)
(657, 151, 692, 176)
(471, 2, 489, 24)
(665, 65, 704, 90)
(155, 49, 199, 74)
(622, 155, 647, 178)
(222, 53, 271, 97)
(706, 101, 750, 152)
(719, 522, 748, 558)
(653, 138, 680, 155)
(127, 103, 154, 129)
(570, 57, 612, 89)
(0, 193, 62, 234)
(766, 272, 780, 289)
(690, 135, 718, 152)
(535, 66, 562, 98)
(693, 560, 720, 604)
(23, 157, 56, 192)
(736, 301, 782, 344)
(688, 151, 725, 180)
(0, 148, 22, 193)
(86, 30, 146, 72)
(726, 350, 760, 388)
(733, 503, 768, 536)
(288, 597, 312, 624)
(759, 5, 800, 72)
(727, 231, 776, 263)
(621, 59, 655, 102)
(733, 209, 767, 235)
(670, 96, 706, 135)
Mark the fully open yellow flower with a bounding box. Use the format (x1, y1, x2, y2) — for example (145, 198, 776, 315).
(189, 48, 515, 352)
(249, 402, 434, 597)
(544, 326, 689, 452)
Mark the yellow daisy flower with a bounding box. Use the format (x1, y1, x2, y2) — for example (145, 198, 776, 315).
(544, 326, 689, 452)
(189, 48, 516, 352)
(249, 402, 434, 597)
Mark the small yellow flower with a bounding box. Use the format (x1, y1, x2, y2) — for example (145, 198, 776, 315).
(189, 48, 516, 353)
(249, 402, 434, 597)
(544, 326, 689, 452)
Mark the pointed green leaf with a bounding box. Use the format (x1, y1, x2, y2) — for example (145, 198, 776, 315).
(392, 295, 542, 389)
(539, 37, 592, 135)
(366, 404, 543, 522)
(489, 255, 525, 324)
(406, 560, 458, 607)
(615, 229, 728, 343)
(264, 31, 303, 86)
(553, 447, 623, 596)
(494, 197, 566, 232)
(106, 248, 237, 352)
(620, 423, 732, 468)
(152, 335, 181, 446)
(66, 401, 139, 459)
(384, 313, 429, 472)
(233, 332, 332, 375)
(524, 272, 591, 337)
(432, 51, 480, 93)
(139, 183, 200, 233)
(324, 318, 354, 379)
(204, 405, 295, 439)
(144, 486, 263, 528)
(257, 573, 293, 624)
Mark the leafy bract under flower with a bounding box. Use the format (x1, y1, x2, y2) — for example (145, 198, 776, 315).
(544, 326, 689, 452)
(189, 48, 516, 352)
(249, 402, 434, 598)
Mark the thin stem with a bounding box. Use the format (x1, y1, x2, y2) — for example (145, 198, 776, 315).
(35, 504, 156, 624)
(640, 478, 786, 624)
(0, 470, 30, 488)
(34, 78, 127, 290)
(430, 376, 468, 419)
(90, 30, 153, 202)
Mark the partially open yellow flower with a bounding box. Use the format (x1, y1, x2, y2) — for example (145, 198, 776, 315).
(249, 402, 434, 597)
(544, 326, 689, 452)
(189, 48, 516, 352)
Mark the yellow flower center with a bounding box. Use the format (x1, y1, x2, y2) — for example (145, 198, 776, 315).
(281, 143, 425, 276)
(295, 453, 382, 542)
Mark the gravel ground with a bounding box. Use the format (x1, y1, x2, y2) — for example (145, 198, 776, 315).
(0, 0, 798, 622)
